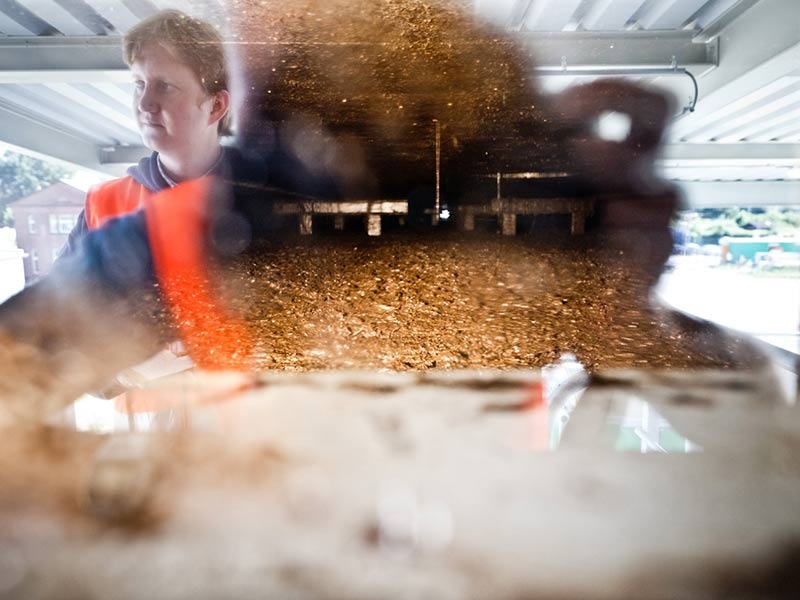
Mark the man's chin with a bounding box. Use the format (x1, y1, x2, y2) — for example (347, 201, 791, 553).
(142, 137, 173, 156)
(139, 126, 165, 143)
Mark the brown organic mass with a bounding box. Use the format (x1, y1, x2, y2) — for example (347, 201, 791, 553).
(220, 230, 755, 373)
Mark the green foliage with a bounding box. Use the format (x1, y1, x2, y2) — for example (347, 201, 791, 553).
(1, 206, 13, 228)
(681, 207, 800, 242)
(686, 217, 750, 238)
(0, 151, 74, 226)
(766, 207, 800, 230)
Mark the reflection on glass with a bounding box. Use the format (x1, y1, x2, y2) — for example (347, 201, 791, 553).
(67, 353, 701, 458)
(542, 354, 701, 453)
(608, 397, 701, 454)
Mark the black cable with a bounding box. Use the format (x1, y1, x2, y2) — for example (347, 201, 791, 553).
(679, 67, 699, 114)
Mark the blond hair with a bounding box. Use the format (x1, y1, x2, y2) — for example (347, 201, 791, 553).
(123, 10, 231, 136)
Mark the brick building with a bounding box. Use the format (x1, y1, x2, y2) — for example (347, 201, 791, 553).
(10, 181, 84, 282)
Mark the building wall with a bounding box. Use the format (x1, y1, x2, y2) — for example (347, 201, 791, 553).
(12, 206, 81, 282)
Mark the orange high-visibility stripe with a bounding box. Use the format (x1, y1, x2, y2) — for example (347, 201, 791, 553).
(86, 175, 254, 370)
(142, 177, 255, 370)
(85, 176, 154, 230)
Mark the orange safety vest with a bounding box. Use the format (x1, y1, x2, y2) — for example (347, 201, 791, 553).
(85, 176, 154, 229)
(86, 175, 254, 371)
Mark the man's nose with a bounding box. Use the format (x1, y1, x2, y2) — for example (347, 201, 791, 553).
(137, 87, 158, 113)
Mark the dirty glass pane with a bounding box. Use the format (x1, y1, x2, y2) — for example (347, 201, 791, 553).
(0, 1, 798, 598)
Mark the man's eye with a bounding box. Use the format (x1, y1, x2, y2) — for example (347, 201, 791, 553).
(157, 82, 171, 92)
(133, 80, 144, 91)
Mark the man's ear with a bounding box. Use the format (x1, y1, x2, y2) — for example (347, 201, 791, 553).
(208, 90, 231, 126)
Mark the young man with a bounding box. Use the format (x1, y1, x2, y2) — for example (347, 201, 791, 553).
(53, 10, 234, 400)
(60, 9, 231, 256)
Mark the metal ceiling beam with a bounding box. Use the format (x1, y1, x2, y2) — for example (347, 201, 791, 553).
(518, 31, 718, 70)
(661, 143, 800, 161)
(0, 70, 129, 84)
(1, 30, 719, 80)
(675, 180, 800, 207)
(0, 35, 125, 72)
(5, 30, 718, 71)
(0, 99, 126, 175)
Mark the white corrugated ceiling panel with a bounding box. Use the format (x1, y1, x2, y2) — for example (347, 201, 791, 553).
(676, 76, 800, 142)
(19, 0, 95, 35)
(522, 0, 584, 31)
(81, 0, 140, 33)
(634, 0, 710, 30)
(582, 0, 650, 30)
(0, 82, 139, 144)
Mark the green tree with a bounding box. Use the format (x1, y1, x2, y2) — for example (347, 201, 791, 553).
(0, 151, 74, 226)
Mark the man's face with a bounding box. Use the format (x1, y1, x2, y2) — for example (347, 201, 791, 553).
(130, 43, 215, 157)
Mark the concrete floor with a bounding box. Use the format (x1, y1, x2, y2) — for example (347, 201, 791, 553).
(656, 259, 799, 402)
